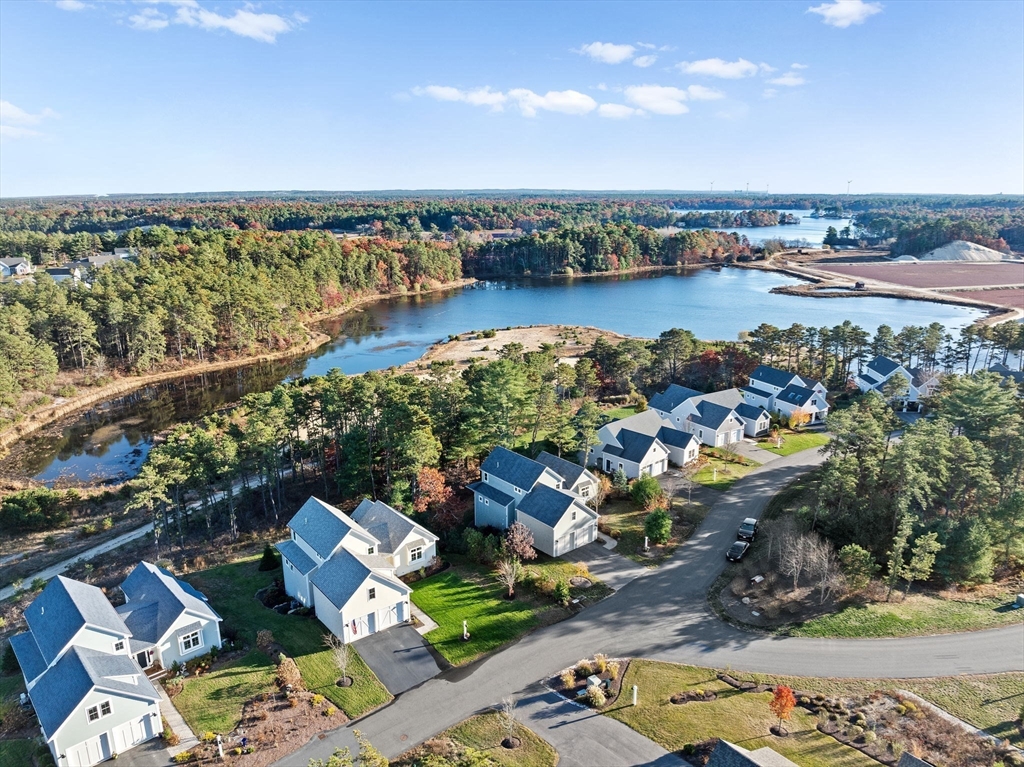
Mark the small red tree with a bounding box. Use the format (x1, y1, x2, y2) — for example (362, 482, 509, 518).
(769, 685, 797, 735)
(503, 521, 537, 561)
(414, 467, 461, 531)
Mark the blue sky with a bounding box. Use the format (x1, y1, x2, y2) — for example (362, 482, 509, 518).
(1, 0, 1022, 197)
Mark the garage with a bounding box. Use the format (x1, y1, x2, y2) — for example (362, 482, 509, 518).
(113, 714, 154, 754)
(66, 735, 110, 767)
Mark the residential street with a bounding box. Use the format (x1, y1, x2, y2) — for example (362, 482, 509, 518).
(281, 447, 1024, 764)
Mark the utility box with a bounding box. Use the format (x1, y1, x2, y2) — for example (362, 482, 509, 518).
(1016, 593, 1024, 608)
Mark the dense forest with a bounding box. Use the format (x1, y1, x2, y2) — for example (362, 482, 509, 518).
(674, 209, 800, 228)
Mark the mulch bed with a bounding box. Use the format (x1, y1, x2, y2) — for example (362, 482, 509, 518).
(670, 690, 717, 704)
(550, 659, 630, 708)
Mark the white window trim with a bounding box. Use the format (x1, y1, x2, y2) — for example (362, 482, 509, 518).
(112, 639, 125, 653)
(179, 630, 203, 654)
(410, 546, 423, 562)
(368, 587, 376, 600)
(367, 546, 375, 555)
(88, 700, 113, 723)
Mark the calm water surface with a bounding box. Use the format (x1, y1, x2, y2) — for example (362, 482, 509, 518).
(671, 209, 851, 246)
(20, 269, 981, 485)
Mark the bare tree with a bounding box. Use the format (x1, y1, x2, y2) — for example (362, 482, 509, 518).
(324, 633, 352, 684)
(805, 536, 846, 605)
(497, 696, 518, 743)
(495, 557, 524, 598)
(779, 530, 810, 591)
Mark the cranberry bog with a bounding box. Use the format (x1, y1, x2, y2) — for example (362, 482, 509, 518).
(945, 288, 1024, 310)
(820, 261, 1024, 290)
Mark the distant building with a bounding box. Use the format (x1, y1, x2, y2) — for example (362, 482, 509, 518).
(45, 266, 83, 284)
(588, 409, 699, 476)
(0, 256, 32, 278)
(853, 355, 941, 409)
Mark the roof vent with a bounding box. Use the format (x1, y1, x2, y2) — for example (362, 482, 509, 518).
(40, 606, 44, 615)
(304, 517, 308, 524)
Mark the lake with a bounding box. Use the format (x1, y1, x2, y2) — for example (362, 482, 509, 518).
(670, 209, 851, 246)
(17, 268, 981, 485)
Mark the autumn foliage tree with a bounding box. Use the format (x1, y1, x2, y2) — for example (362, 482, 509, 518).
(503, 521, 537, 561)
(769, 685, 797, 735)
(414, 466, 460, 531)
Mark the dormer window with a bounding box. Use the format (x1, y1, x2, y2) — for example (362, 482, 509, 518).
(113, 639, 125, 653)
(368, 587, 376, 600)
(367, 546, 375, 556)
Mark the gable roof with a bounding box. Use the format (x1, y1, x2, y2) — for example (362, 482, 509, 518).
(0, 257, 28, 267)
(309, 550, 409, 610)
(516, 484, 590, 528)
(276, 540, 318, 575)
(735, 402, 769, 421)
(694, 388, 744, 409)
(796, 374, 824, 390)
(30, 645, 159, 738)
(707, 740, 799, 767)
(468, 481, 515, 507)
(988, 363, 1024, 385)
(601, 409, 671, 440)
(749, 365, 799, 390)
(480, 446, 549, 490)
(25, 576, 130, 666)
(740, 384, 775, 401)
(287, 497, 377, 560)
(9, 632, 47, 683)
(351, 498, 437, 555)
(656, 426, 698, 450)
(776, 383, 816, 408)
(648, 383, 702, 412)
(908, 367, 939, 388)
(603, 429, 663, 464)
(535, 451, 590, 487)
(897, 755, 935, 767)
(117, 562, 219, 646)
(692, 401, 742, 431)
(866, 355, 902, 377)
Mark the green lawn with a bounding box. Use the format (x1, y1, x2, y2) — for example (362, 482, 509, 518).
(603, 405, 638, 421)
(0, 740, 38, 766)
(411, 569, 543, 666)
(758, 431, 830, 456)
(173, 650, 277, 734)
(789, 593, 1024, 638)
(524, 556, 614, 602)
(599, 498, 708, 566)
(184, 557, 391, 726)
(395, 713, 557, 767)
(693, 455, 755, 492)
(607, 660, 878, 767)
(0, 674, 25, 722)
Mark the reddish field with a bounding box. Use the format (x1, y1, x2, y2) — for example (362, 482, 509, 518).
(944, 288, 1024, 310)
(822, 261, 1024, 289)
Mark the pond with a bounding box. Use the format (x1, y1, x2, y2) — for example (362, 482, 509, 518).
(17, 268, 982, 486)
(669, 209, 851, 247)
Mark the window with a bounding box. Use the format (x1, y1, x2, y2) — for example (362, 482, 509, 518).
(87, 701, 112, 722)
(515, 487, 522, 494)
(113, 639, 125, 653)
(410, 546, 423, 562)
(482, 472, 488, 482)
(478, 495, 484, 502)
(579, 485, 590, 498)
(291, 531, 296, 541)
(571, 511, 577, 521)
(368, 587, 376, 600)
(180, 631, 203, 653)
(367, 546, 375, 556)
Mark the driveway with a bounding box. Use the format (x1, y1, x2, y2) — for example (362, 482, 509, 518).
(731, 440, 778, 465)
(566, 542, 647, 593)
(355, 625, 441, 695)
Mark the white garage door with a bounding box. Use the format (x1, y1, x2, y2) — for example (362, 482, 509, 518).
(66, 735, 110, 767)
(113, 714, 153, 754)
(378, 603, 400, 629)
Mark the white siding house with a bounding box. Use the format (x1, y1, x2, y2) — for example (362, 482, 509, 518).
(588, 409, 698, 476)
(853, 355, 942, 408)
(742, 365, 830, 423)
(351, 498, 440, 576)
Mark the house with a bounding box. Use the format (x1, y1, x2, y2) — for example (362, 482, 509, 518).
(276, 496, 413, 643)
(649, 384, 767, 443)
(45, 266, 83, 284)
(853, 355, 941, 408)
(534, 450, 598, 499)
(10, 576, 162, 767)
(988, 362, 1024, 387)
(0, 256, 32, 278)
(742, 365, 829, 424)
(706, 739, 799, 767)
(350, 498, 439, 576)
(587, 409, 698, 475)
(468, 446, 598, 556)
(115, 562, 223, 674)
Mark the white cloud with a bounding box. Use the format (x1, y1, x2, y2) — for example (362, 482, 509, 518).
(686, 84, 725, 100)
(129, 8, 170, 31)
(0, 101, 58, 140)
(598, 103, 643, 119)
(172, 3, 296, 43)
(791, 63, 809, 69)
(762, 88, 778, 99)
(759, 62, 777, 74)
(508, 89, 597, 117)
(769, 72, 806, 86)
(577, 41, 636, 64)
(55, 0, 90, 10)
(677, 57, 759, 79)
(595, 83, 609, 91)
(633, 55, 657, 68)
(637, 42, 656, 50)
(624, 85, 689, 115)
(807, 0, 883, 27)
(414, 86, 507, 110)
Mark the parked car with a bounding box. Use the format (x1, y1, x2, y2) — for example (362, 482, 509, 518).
(726, 541, 750, 562)
(737, 518, 758, 541)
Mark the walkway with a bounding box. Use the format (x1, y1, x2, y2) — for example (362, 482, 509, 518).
(279, 447, 1024, 765)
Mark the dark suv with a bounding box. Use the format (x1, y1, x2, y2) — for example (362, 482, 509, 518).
(737, 517, 758, 541)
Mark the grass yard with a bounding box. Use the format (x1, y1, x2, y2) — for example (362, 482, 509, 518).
(599, 497, 708, 566)
(0, 739, 38, 766)
(395, 712, 557, 767)
(789, 592, 1024, 638)
(603, 405, 638, 421)
(184, 557, 390, 726)
(758, 431, 829, 456)
(607, 660, 879, 767)
(693, 454, 755, 492)
(524, 556, 614, 602)
(411, 569, 544, 666)
(0, 674, 25, 722)
(173, 650, 277, 734)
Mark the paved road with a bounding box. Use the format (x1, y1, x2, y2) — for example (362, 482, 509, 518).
(281, 448, 1024, 765)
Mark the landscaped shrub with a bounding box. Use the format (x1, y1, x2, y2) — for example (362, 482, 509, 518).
(560, 671, 576, 690)
(554, 580, 570, 604)
(81, 523, 98, 537)
(585, 685, 606, 708)
(311, 694, 325, 707)
(324, 706, 337, 717)
(612, 468, 629, 493)
(162, 722, 180, 747)
(172, 752, 193, 764)
(847, 725, 864, 737)
(644, 508, 672, 544)
(593, 653, 607, 674)
(608, 661, 620, 679)
(100, 516, 113, 531)
(863, 731, 877, 743)
(630, 474, 663, 509)
(575, 660, 594, 678)
(258, 543, 281, 571)
(201, 732, 216, 743)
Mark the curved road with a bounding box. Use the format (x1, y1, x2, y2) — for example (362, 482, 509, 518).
(283, 448, 1024, 764)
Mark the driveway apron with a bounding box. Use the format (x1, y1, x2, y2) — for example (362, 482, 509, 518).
(355, 624, 441, 695)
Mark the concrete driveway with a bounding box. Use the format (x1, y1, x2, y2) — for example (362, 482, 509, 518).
(355, 625, 441, 695)
(566, 542, 648, 593)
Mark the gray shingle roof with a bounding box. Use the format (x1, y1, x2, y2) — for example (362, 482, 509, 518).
(693, 401, 742, 431)
(749, 365, 799, 390)
(287, 497, 377, 560)
(648, 383, 702, 412)
(707, 740, 798, 767)
(735, 403, 769, 421)
(656, 426, 698, 450)
(29, 646, 159, 737)
(0, 257, 28, 267)
(602, 409, 670, 439)
(776, 384, 815, 407)
(25, 576, 130, 665)
(276, 540, 317, 575)
(516, 485, 586, 528)
(858, 371, 881, 386)
(118, 562, 219, 646)
(694, 388, 744, 409)
(796, 374, 823, 390)
(740, 384, 775, 401)
(989, 363, 1024, 385)
(897, 754, 935, 767)
(115, 602, 160, 652)
(866, 355, 901, 377)
(351, 499, 437, 555)
(309, 551, 409, 610)
(480, 446, 548, 491)
(9, 632, 46, 683)
(606, 429, 661, 464)
(535, 451, 588, 487)
(468, 481, 515, 507)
